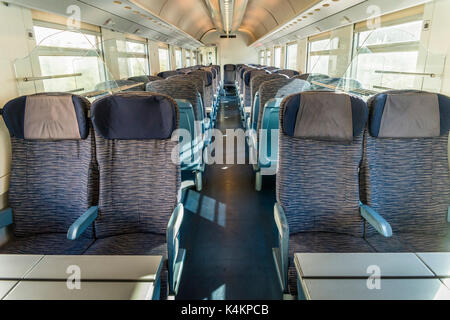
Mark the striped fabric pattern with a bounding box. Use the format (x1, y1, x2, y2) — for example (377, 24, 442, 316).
(276, 70, 298, 78)
(93, 133, 181, 238)
(0, 233, 94, 254)
(258, 78, 310, 130)
(243, 70, 266, 107)
(287, 232, 375, 295)
(361, 132, 450, 238)
(277, 98, 365, 237)
(147, 79, 201, 120)
(8, 130, 98, 238)
(189, 70, 213, 109)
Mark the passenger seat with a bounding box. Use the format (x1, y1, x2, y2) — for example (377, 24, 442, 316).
(273, 91, 377, 296)
(361, 90, 450, 252)
(0, 93, 97, 254)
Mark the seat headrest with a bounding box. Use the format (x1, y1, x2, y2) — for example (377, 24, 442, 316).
(1, 93, 89, 140)
(91, 92, 177, 140)
(368, 90, 450, 138)
(224, 64, 236, 71)
(282, 91, 368, 142)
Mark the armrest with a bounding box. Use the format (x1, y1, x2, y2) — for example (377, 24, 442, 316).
(167, 203, 185, 295)
(360, 203, 392, 238)
(273, 202, 289, 291)
(0, 208, 13, 229)
(67, 206, 98, 240)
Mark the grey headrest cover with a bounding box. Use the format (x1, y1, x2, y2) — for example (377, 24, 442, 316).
(294, 92, 353, 141)
(378, 92, 440, 138)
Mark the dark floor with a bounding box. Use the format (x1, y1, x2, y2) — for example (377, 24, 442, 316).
(177, 89, 282, 300)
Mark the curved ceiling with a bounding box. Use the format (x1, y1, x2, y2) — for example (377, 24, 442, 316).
(131, 0, 216, 40)
(240, 0, 321, 40)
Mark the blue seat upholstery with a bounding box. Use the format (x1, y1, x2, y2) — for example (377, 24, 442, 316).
(0, 93, 97, 254)
(361, 90, 450, 252)
(274, 91, 370, 295)
(89, 92, 185, 296)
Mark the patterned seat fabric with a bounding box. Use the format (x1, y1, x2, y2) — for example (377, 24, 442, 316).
(258, 78, 310, 131)
(275, 69, 299, 78)
(90, 92, 181, 239)
(243, 70, 266, 107)
(95, 79, 145, 91)
(224, 64, 236, 84)
(361, 90, 450, 251)
(188, 70, 213, 109)
(147, 78, 202, 121)
(250, 74, 287, 126)
(277, 91, 369, 295)
(157, 70, 181, 79)
(128, 75, 163, 84)
(0, 233, 94, 255)
(0, 93, 97, 254)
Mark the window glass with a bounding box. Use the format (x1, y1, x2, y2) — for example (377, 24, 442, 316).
(175, 49, 182, 69)
(117, 40, 149, 78)
(259, 50, 265, 65)
(351, 19, 423, 91)
(274, 47, 282, 68)
(32, 24, 104, 94)
(286, 43, 298, 70)
(34, 25, 96, 49)
(159, 48, 170, 72)
(266, 50, 271, 66)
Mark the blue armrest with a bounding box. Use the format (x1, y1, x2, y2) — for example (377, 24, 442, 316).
(360, 203, 392, 238)
(67, 206, 98, 240)
(167, 203, 185, 295)
(273, 202, 289, 292)
(0, 208, 13, 229)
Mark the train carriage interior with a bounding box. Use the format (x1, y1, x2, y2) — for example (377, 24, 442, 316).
(0, 0, 449, 304)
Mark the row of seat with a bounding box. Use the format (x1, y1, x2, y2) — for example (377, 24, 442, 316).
(270, 89, 450, 295)
(0, 92, 193, 299)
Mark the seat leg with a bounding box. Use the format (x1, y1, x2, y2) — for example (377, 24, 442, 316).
(255, 171, 262, 191)
(195, 171, 202, 192)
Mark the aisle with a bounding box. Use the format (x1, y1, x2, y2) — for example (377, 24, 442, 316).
(177, 90, 282, 300)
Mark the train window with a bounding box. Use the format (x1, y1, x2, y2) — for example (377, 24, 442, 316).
(274, 47, 282, 68)
(351, 5, 424, 91)
(286, 42, 298, 70)
(266, 49, 271, 65)
(159, 47, 170, 72)
(117, 40, 149, 78)
(307, 33, 339, 75)
(259, 50, 265, 65)
(32, 22, 103, 93)
(186, 50, 191, 67)
(175, 48, 183, 68)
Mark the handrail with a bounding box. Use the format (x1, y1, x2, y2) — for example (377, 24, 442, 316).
(374, 70, 439, 78)
(17, 73, 82, 82)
